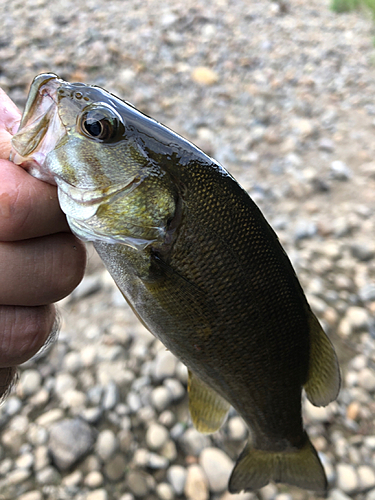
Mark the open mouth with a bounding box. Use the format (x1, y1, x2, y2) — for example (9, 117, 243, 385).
(10, 74, 66, 183)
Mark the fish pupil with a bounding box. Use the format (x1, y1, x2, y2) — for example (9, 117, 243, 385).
(84, 120, 102, 137)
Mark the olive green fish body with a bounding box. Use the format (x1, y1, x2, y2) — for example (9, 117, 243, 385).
(11, 74, 340, 493)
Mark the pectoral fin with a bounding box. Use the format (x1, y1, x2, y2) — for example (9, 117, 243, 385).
(188, 370, 230, 434)
(304, 310, 340, 407)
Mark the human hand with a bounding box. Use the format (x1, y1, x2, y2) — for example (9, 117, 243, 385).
(0, 88, 86, 400)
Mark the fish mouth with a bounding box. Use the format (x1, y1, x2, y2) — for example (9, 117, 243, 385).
(10, 73, 66, 183)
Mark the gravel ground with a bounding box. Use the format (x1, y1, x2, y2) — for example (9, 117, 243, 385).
(1, 0, 375, 499)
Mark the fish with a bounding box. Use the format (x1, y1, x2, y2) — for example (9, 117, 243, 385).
(11, 73, 340, 493)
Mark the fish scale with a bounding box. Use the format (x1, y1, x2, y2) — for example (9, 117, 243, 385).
(11, 73, 340, 494)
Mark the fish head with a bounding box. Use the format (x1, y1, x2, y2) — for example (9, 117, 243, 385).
(11, 74, 178, 250)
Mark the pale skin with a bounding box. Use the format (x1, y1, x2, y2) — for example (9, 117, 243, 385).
(0, 88, 86, 398)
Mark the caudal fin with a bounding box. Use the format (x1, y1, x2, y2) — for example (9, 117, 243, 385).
(228, 434, 327, 493)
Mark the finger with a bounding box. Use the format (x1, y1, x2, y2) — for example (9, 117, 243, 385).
(0, 232, 86, 306)
(0, 304, 56, 367)
(0, 160, 70, 241)
(0, 88, 21, 160)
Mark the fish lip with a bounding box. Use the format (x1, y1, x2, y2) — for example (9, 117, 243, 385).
(10, 73, 66, 181)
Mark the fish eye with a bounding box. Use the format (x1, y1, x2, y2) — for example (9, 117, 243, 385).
(78, 104, 125, 143)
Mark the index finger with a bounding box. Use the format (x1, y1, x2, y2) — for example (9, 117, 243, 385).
(0, 160, 69, 241)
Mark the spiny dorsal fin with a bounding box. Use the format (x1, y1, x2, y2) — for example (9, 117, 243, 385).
(188, 370, 230, 434)
(304, 310, 340, 407)
(228, 433, 327, 493)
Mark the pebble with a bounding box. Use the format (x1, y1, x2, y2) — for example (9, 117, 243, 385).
(228, 416, 248, 441)
(156, 483, 175, 500)
(84, 471, 104, 488)
(36, 465, 61, 485)
(127, 470, 153, 497)
(200, 447, 234, 493)
(184, 464, 209, 500)
(358, 465, 375, 491)
(18, 369, 42, 397)
(19, 492, 43, 500)
(357, 368, 375, 392)
(7, 467, 33, 484)
(152, 350, 177, 381)
(146, 423, 170, 450)
(103, 453, 127, 481)
(102, 381, 120, 410)
(191, 67, 219, 85)
(49, 419, 95, 471)
(330, 160, 352, 180)
(150, 386, 173, 412)
(181, 428, 210, 456)
(167, 464, 187, 495)
(304, 400, 332, 422)
(328, 489, 352, 500)
(96, 429, 119, 461)
(86, 489, 108, 500)
(336, 463, 359, 494)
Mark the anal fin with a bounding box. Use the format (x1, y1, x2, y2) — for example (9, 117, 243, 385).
(304, 310, 341, 407)
(188, 370, 230, 434)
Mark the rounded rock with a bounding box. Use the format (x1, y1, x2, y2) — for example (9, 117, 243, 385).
(228, 416, 248, 441)
(336, 463, 359, 494)
(19, 492, 43, 500)
(150, 386, 172, 412)
(200, 447, 234, 493)
(358, 465, 375, 491)
(156, 482, 175, 500)
(85, 471, 104, 488)
(184, 464, 209, 500)
(127, 470, 153, 497)
(152, 350, 177, 381)
(18, 370, 42, 397)
(96, 429, 119, 461)
(167, 464, 187, 495)
(86, 489, 108, 500)
(146, 423, 169, 450)
(181, 428, 210, 456)
(49, 419, 95, 471)
(103, 453, 127, 481)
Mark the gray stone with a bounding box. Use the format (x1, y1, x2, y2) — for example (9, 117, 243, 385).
(102, 381, 119, 410)
(328, 489, 352, 500)
(86, 489, 108, 500)
(150, 386, 172, 412)
(63, 351, 83, 374)
(184, 464, 209, 500)
(163, 378, 185, 401)
(358, 368, 375, 392)
(146, 423, 169, 450)
(36, 465, 61, 485)
(200, 447, 234, 493)
(103, 453, 126, 481)
(127, 470, 153, 497)
(336, 463, 359, 494)
(156, 482, 175, 500)
(167, 464, 187, 495)
(49, 419, 95, 471)
(228, 416, 248, 441)
(147, 452, 169, 469)
(181, 428, 210, 456)
(330, 160, 352, 181)
(6, 467, 32, 484)
(350, 242, 375, 262)
(152, 350, 177, 381)
(96, 429, 119, 461)
(19, 492, 43, 500)
(84, 471, 104, 488)
(358, 465, 375, 491)
(18, 369, 42, 397)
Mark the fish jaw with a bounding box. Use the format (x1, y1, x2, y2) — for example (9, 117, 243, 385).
(10, 73, 67, 184)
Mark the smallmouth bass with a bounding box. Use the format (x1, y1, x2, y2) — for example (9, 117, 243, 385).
(11, 74, 340, 493)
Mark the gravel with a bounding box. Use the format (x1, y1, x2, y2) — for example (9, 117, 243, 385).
(0, 0, 375, 499)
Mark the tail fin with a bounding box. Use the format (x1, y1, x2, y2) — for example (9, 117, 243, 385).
(228, 434, 327, 493)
